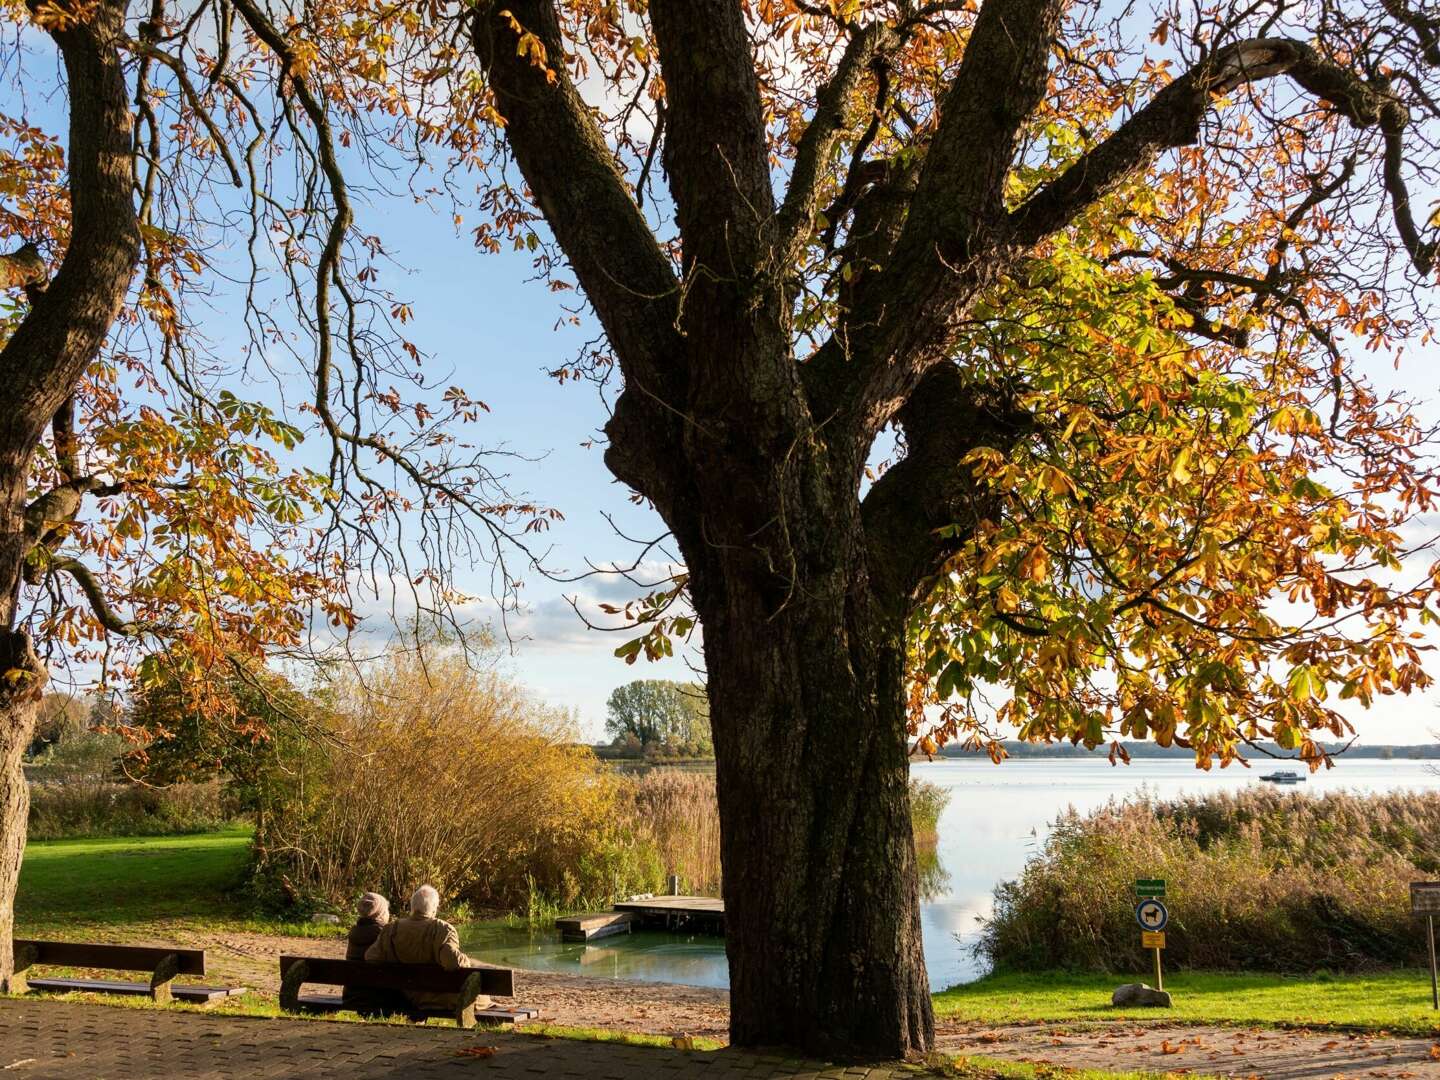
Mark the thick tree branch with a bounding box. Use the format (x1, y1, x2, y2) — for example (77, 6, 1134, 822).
(773, 20, 898, 266)
(1007, 39, 1437, 273)
(648, 0, 774, 275)
(471, 0, 692, 518)
(49, 557, 142, 635)
(862, 364, 1030, 615)
(897, 0, 1065, 246)
(0, 0, 141, 624)
(0, 0, 140, 448)
(803, 0, 1064, 457)
(0, 244, 44, 292)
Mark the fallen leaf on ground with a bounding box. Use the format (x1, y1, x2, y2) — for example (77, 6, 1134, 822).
(455, 1046, 497, 1059)
(1161, 1040, 1183, 1055)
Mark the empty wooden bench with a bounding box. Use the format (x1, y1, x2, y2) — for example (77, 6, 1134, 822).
(12, 940, 245, 1005)
(278, 956, 535, 1028)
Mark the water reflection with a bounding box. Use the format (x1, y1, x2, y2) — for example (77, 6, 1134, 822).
(459, 922, 729, 989)
(916, 839, 950, 901)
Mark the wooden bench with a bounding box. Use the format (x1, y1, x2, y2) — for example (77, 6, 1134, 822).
(12, 940, 244, 1005)
(278, 956, 534, 1028)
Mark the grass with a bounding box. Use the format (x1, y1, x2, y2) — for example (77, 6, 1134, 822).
(934, 969, 1440, 1036)
(18, 830, 251, 925)
(939, 1057, 1184, 1080)
(16, 829, 340, 940)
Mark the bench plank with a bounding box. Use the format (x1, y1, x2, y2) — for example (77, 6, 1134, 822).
(27, 978, 244, 1005)
(14, 940, 206, 977)
(278, 956, 513, 997)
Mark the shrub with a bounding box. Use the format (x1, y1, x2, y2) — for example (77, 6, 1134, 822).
(978, 788, 1439, 975)
(251, 648, 626, 912)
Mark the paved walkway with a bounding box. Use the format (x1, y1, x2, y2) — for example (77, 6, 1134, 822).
(0, 1000, 921, 1079)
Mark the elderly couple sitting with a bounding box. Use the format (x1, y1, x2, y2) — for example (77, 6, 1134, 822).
(342, 884, 486, 1018)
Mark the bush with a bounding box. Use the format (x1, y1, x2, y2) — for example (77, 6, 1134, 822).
(978, 788, 1439, 975)
(250, 648, 628, 912)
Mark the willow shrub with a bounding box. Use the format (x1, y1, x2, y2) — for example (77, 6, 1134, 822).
(978, 788, 1440, 974)
(252, 650, 633, 912)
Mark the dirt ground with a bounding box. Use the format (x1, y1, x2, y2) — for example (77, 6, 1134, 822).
(175, 928, 733, 1042)
(938, 1020, 1440, 1078)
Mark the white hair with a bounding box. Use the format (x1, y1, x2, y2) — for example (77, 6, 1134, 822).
(410, 884, 440, 918)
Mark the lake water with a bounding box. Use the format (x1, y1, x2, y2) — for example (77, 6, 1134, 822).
(459, 756, 1440, 991)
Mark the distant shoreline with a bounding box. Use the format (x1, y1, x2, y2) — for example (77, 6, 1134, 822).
(908, 740, 1440, 761)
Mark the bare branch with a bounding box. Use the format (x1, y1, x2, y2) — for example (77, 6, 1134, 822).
(1008, 39, 1438, 273)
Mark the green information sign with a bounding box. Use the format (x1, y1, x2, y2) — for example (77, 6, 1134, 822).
(1135, 878, 1166, 898)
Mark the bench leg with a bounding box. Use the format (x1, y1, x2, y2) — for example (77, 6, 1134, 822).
(150, 953, 180, 1005)
(278, 960, 309, 1013)
(3, 943, 35, 996)
(454, 971, 490, 1028)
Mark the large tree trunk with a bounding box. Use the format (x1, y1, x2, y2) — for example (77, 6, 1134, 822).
(703, 577, 932, 1059)
(0, 0, 141, 994)
(0, 630, 43, 992)
(671, 411, 947, 1059)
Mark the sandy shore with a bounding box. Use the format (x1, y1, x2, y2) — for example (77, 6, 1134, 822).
(186, 928, 732, 1041)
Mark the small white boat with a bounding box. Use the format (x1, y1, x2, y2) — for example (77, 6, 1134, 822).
(1260, 769, 1306, 784)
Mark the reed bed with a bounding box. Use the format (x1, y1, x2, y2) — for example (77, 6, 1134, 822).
(979, 787, 1440, 974)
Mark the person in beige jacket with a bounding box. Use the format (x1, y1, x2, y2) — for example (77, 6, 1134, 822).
(365, 884, 489, 1013)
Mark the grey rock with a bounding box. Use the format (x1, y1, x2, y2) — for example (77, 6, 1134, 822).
(1111, 982, 1172, 1008)
(310, 913, 341, 925)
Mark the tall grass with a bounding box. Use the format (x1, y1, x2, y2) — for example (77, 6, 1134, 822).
(614, 769, 722, 895)
(28, 778, 240, 840)
(911, 779, 950, 840)
(979, 788, 1440, 974)
(26, 730, 244, 840)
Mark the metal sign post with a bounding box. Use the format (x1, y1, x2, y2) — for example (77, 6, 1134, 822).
(1134, 881, 1168, 992)
(1411, 883, 1440, 1009)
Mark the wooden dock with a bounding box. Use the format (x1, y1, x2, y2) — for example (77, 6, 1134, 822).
(613, 896, 725, 935)
(554, 911, 636, 943)
(555, 895, 725, 940)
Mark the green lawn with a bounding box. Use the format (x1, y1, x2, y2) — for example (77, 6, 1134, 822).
(936, 969, 1440, 1035)
(14, 828, 340, 940)
(17, 829, 253, 926)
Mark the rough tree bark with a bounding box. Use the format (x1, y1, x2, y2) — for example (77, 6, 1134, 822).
(0, 0, 141, 988)
(473, 0, 1430, 1059)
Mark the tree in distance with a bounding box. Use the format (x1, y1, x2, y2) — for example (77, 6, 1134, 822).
(605, 679, 712, 758)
